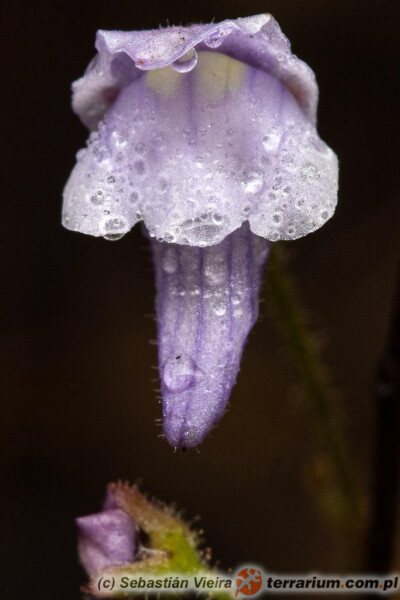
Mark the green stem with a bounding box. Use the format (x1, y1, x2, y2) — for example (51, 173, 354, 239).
(265, 244, 360, 525)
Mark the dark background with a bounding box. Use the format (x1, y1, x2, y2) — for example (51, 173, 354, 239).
(2, 1, 400, 598)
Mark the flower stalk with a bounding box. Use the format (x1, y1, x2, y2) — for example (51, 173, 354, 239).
(265, 244, 361, 526)
(367, 262, 400, 572)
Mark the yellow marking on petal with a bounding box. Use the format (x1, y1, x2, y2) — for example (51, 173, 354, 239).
(146, 64, 182, 97)
(195, 51, 246, 101)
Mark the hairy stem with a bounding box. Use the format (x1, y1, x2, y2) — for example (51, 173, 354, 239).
(265, 243, 360, 524)
(367, 262, 400, 572)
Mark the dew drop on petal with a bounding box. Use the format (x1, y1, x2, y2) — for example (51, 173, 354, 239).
(204, 259, 226, 285)
(212, 213, 224, 224)
(244, 171, 263, 194)
(162, 354, 198, 392)
(90, 191, 104, 205)
(213, 301, 227, 316)
(171, 49, 198, 73)
(93, 144, 111, 161)
(162, 246, 178, 273)
(262, 126, 283, 152)
(204, 38, 223, 49)
(76, 148, 87, 161)
(99, 215, 129, 241)
(300, 163, 320, 180)
(203, 27, 230, 48)
(231, 293, 241, 305)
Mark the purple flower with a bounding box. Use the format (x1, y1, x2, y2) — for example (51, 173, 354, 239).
(76, 482, 205, 595)
(63, 15, 338, 447)
(76, 489, 138, 576)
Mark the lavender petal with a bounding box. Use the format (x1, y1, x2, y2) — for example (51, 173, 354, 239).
(73, 15, 317, 131)
(63, 52, 337, 245)
(76, 508, 137, 576)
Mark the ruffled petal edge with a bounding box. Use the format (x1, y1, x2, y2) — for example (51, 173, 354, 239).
(72, 14, 318, 130)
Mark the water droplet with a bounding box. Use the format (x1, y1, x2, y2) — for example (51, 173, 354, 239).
(171, 48, 198, 73)
(99, 215, 129, 241)
(194, 156, 204, 167)
(262, 126, 283, 152)
(162, 354, 198, 393)
(76, 148, 87, 161)
(204, 27, 230, 48)
(273, 177, 283, 191)
(214, 302, 226, 316)
(93, 143, 110, 161)
(88, 131, 100, 145)
(183, 223, 223, 246)
(308, 136, 328, 154)
(231, 294, 241, 305)
(204, 258, 226, 285)
(90, 191, 104, 205)
(244, 171, 263, 194)
(301, 163, 320, 180)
